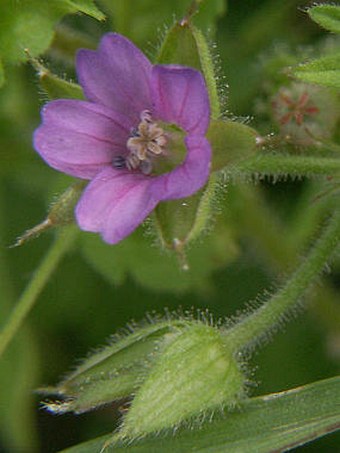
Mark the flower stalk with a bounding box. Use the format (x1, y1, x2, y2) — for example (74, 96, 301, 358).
(227, 154, 340, 180)
(225, 210, 340, 352)
(0, 226, 77, 359)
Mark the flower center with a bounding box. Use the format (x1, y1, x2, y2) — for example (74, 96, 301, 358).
(113, 110, 168, 175)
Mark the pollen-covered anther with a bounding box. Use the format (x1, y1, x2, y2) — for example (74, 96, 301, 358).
(125, 110, 167, 174)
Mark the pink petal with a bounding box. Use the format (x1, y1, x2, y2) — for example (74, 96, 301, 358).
(151, 65, 210, 135)
(152, 135, 211, 200)
(34, 100, 130, 179)
(75, 167, 157, 244)
(77, 33, 152, 124)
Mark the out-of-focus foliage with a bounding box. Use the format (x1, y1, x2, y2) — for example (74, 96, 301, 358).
(0, 0, 105, 87)
(0, 0, 339, 452)
(98, 0, 225, 46)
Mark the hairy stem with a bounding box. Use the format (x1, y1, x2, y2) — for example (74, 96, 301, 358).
(228, 154, 340, 179)
(225, 210, 340, 351)
(0, 226, 78, 359)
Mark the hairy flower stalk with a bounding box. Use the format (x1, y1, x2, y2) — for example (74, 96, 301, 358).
(225, 209, 340, 351)
(34, 33, 211, 244)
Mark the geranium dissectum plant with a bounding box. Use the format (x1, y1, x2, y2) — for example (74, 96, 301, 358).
(34, 33, 211, 244)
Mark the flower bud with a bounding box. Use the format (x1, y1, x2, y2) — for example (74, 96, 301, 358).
(271, 82, 339, 146)
(120, 322, 245, 439)
(12, 182, 85, 247)
(42, 321, 184, 414)
(43, 319, 245, 440)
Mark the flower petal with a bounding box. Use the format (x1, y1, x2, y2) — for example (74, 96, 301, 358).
(34, 100, 130, 179)
(151, 65, 210, 135)
(75, 167, 157, 244)
(152, 135, 211, 200)
(77, 33, 152, 124)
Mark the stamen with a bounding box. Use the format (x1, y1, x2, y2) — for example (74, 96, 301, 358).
(124, 110, 167, 175)
(126, 153, 140, 171)
(140, 110, 152, 123)
(112, 155, 126, 169)
(130, 127, 140, 137)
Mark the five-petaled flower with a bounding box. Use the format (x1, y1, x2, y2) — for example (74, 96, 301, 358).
(34, 33, 211, 244)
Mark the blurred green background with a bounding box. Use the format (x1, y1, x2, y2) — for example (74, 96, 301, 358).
(0, 0, 339, 451)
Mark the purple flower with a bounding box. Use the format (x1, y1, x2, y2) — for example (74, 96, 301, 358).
(34, 33, 211, 244)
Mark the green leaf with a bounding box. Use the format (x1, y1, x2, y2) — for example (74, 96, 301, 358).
(208, 120, 257, 171)
(64, 0, 106, 21)
(293, 53, 340, 89)
(80, 224, 238, 293)
(0, 0, 104, 84)
(308, 5, 340, 34)
(59, 376, 340, 453)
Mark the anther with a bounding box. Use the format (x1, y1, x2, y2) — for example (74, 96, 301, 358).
(124, 110, 167, 175)
(126, 153, 141, 171)
(140, 110, 152, 123)
(112, 156, 126, 169)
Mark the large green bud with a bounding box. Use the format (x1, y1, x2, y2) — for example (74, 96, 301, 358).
(120, 322, 245, 439)
(43, 319, 245, 440)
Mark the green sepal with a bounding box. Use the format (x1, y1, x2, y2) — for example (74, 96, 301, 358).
(120, 323, 244, 438)
(154, 17, 223, 253)
(308, 4, 340, 34)
(293, 53, 340, 89)
(12, 182, 85, 247)
(154, 175, 217, 254)
(41, 321, 189, 413)
(47, 181, 86, 225)
(30, 58, 84, 100)
(153, 119, 257, 251)
(208, 119, 258, 171)
(157, 20, 220, 118)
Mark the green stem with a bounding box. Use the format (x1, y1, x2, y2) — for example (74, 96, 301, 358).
(228, 154, 340, 179)
(225, 210, 340, 351)
(0, 226, 78, 359)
